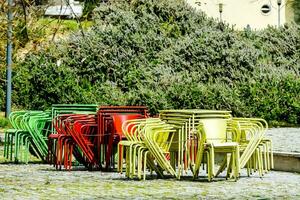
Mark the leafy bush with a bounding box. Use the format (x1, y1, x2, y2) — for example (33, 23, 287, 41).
(10, 0, 300, 124)
(293, 0, 300, 24)
(0, 116, 10, 128)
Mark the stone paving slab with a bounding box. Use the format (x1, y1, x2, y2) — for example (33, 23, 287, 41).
(0, 164, 299, 199)
(265, 128, 300, 153)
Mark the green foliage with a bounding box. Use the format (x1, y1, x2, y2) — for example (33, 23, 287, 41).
(293, 0, 300, 24)
(0, 116, 10, 128)
(82, 0, 102, 17)
(0, 3, 93, 110)
(10, 0, 300, 125)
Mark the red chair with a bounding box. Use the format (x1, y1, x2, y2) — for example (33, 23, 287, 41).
(69, 117, 98, 168)
(97, 106, 149, 170)
(47, 114, 74, 168)
(47, 106, 150, 171)
(48, 114, 96, 170)
(63, 114, 97, 170)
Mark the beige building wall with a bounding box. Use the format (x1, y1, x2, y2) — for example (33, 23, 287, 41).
(186, 0, 287, 29)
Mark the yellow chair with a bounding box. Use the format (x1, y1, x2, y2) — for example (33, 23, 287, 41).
(159, 109, 232, 179)
(143, 122, 177, 178)
(233, 118, 272, 177)
(194, 118, 240, 181)
(117, 118, 164, 179)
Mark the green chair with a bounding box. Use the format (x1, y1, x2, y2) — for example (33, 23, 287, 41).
(4, 111, 52, 163)
(4, 111, 27, 161)
(51, 104, 98, 137)
(25, 112, 52, 161)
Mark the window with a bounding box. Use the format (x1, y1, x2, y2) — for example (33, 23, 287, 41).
(261, 4, 271, 15)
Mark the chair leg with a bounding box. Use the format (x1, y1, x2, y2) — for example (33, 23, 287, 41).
(206, 151, 211, 182)
(143, 151, 149, 181)
(265, 142, 270, 171)
(270, 141, 274, 169)
(263, 144, 268, 173)
(133, 145, 139, 176)
(15, 133, 19, 163)
(19, 135, 24, 163)
(246, 161, 250, 177)
(226, 154, 232, 179)
(210, 146, 214, 179)
(117, 144, 122, 173)
(137, 148, 144, 179)
(10, 134, 14, 161)
(4, 132, 8, 158)
(70, 143, 74, 170)
(259, 146, 264, 176)
(125, 147, 130, 178)
(234, 146, 240, 181)
(120, 145, 125, 174)
(129, 144, 134, 179)
(26, 140, 30, 163)
(138, 147, 147, 180)
(256, 148, 262, 178)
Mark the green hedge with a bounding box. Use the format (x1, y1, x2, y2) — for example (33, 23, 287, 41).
(4, 0, 300, 124)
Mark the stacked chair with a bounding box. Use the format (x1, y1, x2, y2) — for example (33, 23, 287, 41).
(47, 104, 98, 170)
(119, 109, 274, 181)
(4, 111, 52, 163)
(118, 118, 171, 180)
(97, 106, 149, 170)
(3, 105, 273, 183)
(48, 113, 98, 170)
(233, 118, 273, 177)
(159, 109, 236, 180)
(47, 105, 148, 170)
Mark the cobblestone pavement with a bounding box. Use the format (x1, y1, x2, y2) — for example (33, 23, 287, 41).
(0, 164, 299, 199)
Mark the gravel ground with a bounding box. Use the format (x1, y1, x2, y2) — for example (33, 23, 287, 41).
(0, 164, 299, 199)
(0, 128, 300, 199)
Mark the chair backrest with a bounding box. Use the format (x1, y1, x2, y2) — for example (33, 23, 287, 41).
(51, 104, 98, 133)
(112, 114, 144, 136)
(9, 111, 26, 129)
(199, 118, 228, 144)
(142, 121, 177, 176)
(232, 118, 267, 168)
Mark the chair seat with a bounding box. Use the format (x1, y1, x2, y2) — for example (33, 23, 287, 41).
(206, 142, 238, 147)
(119, 141, 143, 146)
(48, 134, 59, 139)
(5, 129, 17, 133)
